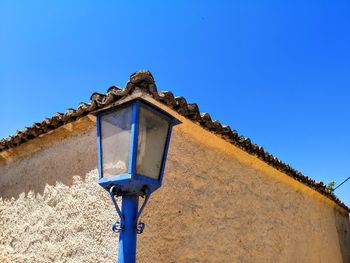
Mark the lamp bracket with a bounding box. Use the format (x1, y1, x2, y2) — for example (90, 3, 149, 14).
(109, 185, 151, 234)
(109, 186, 124, 232)
(134, 188, 150, 234)
(112, 220, 123, 233)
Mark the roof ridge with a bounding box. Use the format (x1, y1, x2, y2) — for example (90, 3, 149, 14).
(1, 70, 348, 212)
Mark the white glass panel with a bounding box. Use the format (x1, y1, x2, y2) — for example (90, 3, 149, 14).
(101, 106, 132, 177)
(137, 105, 170, 179)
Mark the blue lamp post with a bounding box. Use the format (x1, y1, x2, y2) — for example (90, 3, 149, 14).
(95, 98, 180, 263)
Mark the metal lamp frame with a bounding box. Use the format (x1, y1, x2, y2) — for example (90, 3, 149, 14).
(96, 98, 179, 195)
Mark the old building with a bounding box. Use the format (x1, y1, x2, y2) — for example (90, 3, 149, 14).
(1, 71, 349, 263)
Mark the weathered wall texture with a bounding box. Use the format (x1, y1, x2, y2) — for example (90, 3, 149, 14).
(1, 105, 349, 263)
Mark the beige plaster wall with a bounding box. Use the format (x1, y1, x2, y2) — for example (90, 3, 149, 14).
(1, 105, 349, 263)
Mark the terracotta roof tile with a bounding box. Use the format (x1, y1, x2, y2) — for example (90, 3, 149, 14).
(0, 69, 348, 212)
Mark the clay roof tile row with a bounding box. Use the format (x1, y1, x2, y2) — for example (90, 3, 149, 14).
(0, 70, 348, 212)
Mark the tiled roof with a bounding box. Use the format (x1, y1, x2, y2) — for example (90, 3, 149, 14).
(1, 70, 348, 212)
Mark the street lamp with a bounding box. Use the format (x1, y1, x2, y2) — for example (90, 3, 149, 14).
(95, 98, 180, 263)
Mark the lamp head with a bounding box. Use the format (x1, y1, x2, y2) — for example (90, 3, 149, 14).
(95, 98, 180, 195)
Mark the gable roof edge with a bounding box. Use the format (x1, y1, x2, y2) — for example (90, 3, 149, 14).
(1, 70, 348, 212)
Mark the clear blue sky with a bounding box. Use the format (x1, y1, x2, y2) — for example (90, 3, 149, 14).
(1, 1, 349, 204)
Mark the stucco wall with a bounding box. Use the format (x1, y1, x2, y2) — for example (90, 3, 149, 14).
(1, 104, 349, 263)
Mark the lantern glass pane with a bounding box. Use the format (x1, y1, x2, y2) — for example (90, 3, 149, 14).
(100, 106, 132, 177)
(137, 105, 170, 179)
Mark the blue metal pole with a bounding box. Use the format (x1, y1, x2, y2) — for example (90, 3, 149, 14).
(118, 195, 139, 263)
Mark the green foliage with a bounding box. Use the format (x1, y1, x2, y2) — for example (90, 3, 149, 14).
(326, 181, 337, 198)
(326, 181, 336, 192)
